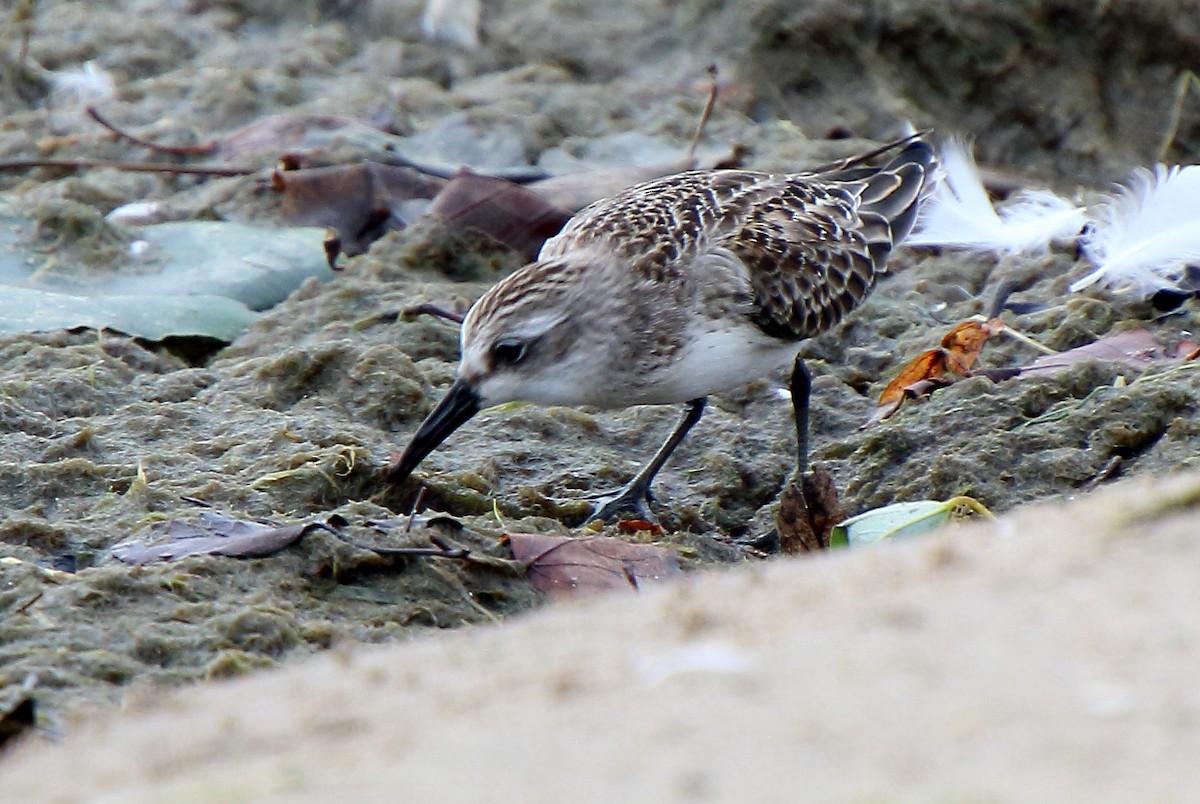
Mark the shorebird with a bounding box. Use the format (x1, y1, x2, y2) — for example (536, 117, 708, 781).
(387, 133, 936, 523)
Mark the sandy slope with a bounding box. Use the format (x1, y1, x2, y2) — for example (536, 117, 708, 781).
(6, 471, 1200, 803)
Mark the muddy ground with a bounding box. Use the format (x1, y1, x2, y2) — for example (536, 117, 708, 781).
(8, 473, 1200, 801)
(1, 0, 1200, 742)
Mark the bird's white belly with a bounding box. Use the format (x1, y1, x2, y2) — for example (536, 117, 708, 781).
(634, 324, 800, 405)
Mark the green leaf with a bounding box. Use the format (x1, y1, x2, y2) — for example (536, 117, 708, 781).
(830, 496, 992, 548)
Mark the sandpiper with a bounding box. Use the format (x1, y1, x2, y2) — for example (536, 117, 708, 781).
(387, 134, 936, 523)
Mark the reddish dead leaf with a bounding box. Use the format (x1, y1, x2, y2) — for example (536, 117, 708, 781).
(869, 325, 1188, 427)
(869, 349, 948, 424)
(877, 348, 949, 406)
(112, 511, 329, 565)
(775, 465, 845, 553)
(277, 162, 448, 256)
(615, 518, 665, 535)
(271, 132, 733, 263)
(971, 328, 1192, 386)
(868, 318, 1005, 424)
(425, 170, 573, 262)
(940, 317, 1005, 373)
(505, 532, 681, 599)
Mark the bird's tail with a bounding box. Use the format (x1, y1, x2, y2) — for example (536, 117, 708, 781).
(817, 134, 938, 269)
(858, 136, 938, 246)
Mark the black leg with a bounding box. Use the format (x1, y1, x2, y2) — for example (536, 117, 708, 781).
(588, 397, 707, 523)
(773, 355, 845, 552)
(790, 355, 811, 476)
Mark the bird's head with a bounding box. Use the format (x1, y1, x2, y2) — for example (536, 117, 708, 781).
(386, 259, 597, 485)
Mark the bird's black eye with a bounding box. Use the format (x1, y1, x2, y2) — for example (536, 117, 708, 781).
(491, 338, 527, 366)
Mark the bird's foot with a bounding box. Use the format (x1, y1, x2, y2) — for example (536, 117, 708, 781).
(582, 481, 657, 525)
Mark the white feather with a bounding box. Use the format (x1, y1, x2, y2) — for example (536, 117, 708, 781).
(907, 139, 1086, 255)
(1070, 165, 1200, 295)
(422, 0, 481, 49)
(49, 60, 116, 104)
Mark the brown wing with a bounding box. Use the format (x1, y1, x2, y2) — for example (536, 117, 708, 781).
(539, 138, 934, 341)
(538, 169, 773, 282)
(726, 138, 935, 340)
(726, 178, 880, 340)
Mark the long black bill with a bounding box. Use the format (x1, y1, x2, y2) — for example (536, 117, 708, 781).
(385, 377, 481, 484)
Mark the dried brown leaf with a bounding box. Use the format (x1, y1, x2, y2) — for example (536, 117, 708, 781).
(876, 349, 948, 406)
(775, 466, 845, 553)
(1019, 328, 1166, 376)
(426, 170, 573, 261)
(869, 318, 1005, 425)
(277, 162, 447, 256)
(940, 317, 1005, 373)
(505, 532, 681, 598)
(866, 374, 956, 426)
(112, 511, 324, 565)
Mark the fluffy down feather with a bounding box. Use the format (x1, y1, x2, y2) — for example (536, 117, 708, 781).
(1071, 165, 1200, 295)
(907, 139, 1085, 255)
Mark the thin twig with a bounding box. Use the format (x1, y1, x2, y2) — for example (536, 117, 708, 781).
(1083, 455, 1123, 491)
(329, 510, 473, 560)
(87, 106, 218, 156)
(405, 486, 427, 534)
(967, 313, 1057, 355)
(428, 533, 467, 556)
(686, 64, 719, 162)
(998, 326, 1058, 355)
(1158, 70, 1200, 163)
(401, 302, 465, 325)
(335, 530, 471, 560)
(13, 0, 34, 69)
(366, 543, 470, 559)
(14, 591, 42, 615)
(0, 157, 257, 176)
